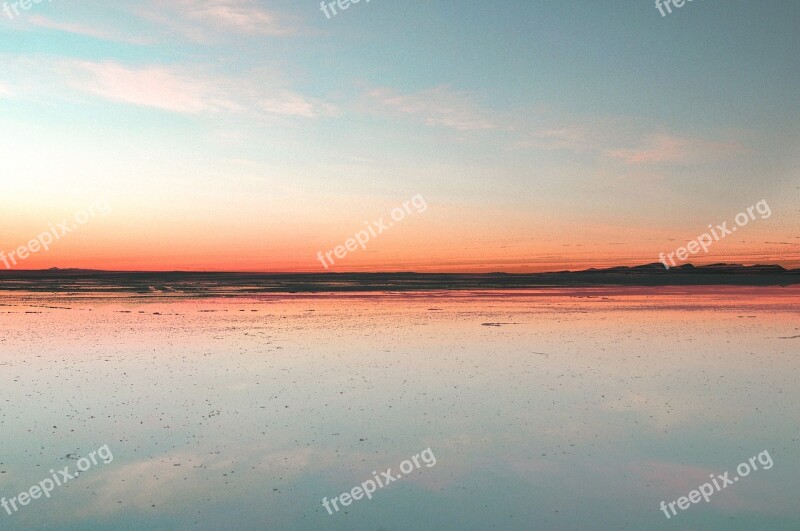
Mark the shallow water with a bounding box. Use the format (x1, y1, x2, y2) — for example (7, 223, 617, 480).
(0, 287, 798, 530)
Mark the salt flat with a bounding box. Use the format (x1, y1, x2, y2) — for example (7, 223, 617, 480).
(0, 287, 798, 530)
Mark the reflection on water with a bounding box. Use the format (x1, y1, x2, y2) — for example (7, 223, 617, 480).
(0, 287, 798, 530)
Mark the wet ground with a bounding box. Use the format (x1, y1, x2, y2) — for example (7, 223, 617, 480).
(0, 287, 798, 530)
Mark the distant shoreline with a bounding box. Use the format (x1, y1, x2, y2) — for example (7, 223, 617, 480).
(0, 264, 798, 294)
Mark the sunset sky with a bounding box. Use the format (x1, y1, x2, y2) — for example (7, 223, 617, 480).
(0, 0, 798, 272)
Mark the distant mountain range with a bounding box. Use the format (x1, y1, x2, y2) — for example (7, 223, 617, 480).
(0, 264, 798, 293)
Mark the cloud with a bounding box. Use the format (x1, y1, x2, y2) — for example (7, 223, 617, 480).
(259, 92, 339, 119)
(19, 1, 296, 46)
(512, 112, 634, 155)
(366, 86, 497, 131)
(48, 60, 334, 118)
(515, 126, 594, 151)
(61, 61, 242, 114)
(71, 446, 358, 519)
(513, 111, 748, 167)
(0, 82, 13, 98)
(605, 133, 746, 165)
(176, 0, 295, 35)
(135, 0, 297, 42)
(27, 15, 152, 44)
(629, 459, 758, 511)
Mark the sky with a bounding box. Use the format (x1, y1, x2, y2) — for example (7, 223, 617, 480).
(0, 0, 798, 272)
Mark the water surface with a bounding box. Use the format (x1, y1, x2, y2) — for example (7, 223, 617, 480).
(0, 287, 798, 530)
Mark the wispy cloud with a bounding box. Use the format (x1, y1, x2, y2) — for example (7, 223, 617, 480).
(135, 0, 297, 42)
(605, 133, 747, 165)
(513, 111, 748, 167)
(27, 14, 153, 44)
(515, 126, 595, 152)
(177, 0, 295, 35)
(259, 92, 338, 118)
(61, 61, 242, 114)
(366, 86, 497, 131)
(1, 55, 333, 118)
(513, 112, 635, 156)
(19, 0, 297, 45)
(0, 82, 13, 98)
(28, 59, 336, 118)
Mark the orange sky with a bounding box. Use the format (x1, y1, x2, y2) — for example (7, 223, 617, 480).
(1, 1, 798, 273)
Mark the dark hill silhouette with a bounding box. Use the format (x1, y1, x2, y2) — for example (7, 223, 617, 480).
(0, 263, 798, 294)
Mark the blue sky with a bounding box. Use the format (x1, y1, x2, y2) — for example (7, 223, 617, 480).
(0, 0, 798, 271)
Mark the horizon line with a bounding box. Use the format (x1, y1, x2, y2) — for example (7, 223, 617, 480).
(0, 262, 796, 276)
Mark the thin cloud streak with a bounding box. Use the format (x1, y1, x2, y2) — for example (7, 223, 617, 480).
(18, 0, 298, 46)
(366, 86, 497, 131)
(177, 0, 296, 35)
(133, 0, 298, 42)
(27, 14, 153, 44)
(60, 61, 240, 114)
(606, 133, 748, 165)
(2, 57, 336, 118)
